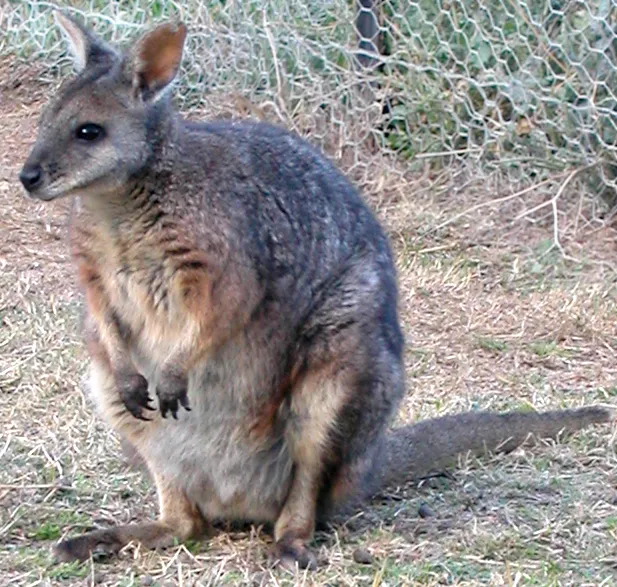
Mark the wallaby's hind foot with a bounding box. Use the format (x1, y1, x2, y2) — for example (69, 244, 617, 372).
(54, 511, 208, 563)
(54, 471, 207, 562)
(270, 537, 318, 571)
(53, 521, 192, 562)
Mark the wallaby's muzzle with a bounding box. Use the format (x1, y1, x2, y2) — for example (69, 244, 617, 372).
(19, 150, 57, 201)
(19, 163, 44, 193)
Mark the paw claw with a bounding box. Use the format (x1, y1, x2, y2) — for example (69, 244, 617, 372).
(117, 372, 153, 420)
(156, 372, 190, 419)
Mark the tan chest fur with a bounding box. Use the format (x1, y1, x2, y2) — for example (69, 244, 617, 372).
(73, 213, 202, 362)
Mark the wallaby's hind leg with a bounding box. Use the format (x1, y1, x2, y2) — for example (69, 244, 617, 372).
(271, 260, 404, 570)
(54, 472, 207, 562)
(271, 369, 354, 571)
(272, 478, 319, 571)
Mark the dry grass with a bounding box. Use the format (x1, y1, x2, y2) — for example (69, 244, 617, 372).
(1, 53, 617, 586)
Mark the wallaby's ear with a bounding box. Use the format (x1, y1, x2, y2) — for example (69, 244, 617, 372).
(127, 22, 187, 103)
(54, 11, 118, 73)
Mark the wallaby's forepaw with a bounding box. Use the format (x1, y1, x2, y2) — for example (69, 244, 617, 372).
(53, 530, 123, 563)
(156, 371, 191, 419)
(270, 537, 318, 571)
(117, 372, 155, 421)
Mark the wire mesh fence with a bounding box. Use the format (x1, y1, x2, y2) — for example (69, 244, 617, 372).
(2, 0, 617, 218)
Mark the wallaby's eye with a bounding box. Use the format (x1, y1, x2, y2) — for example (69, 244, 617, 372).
(75, 123, 105, 142)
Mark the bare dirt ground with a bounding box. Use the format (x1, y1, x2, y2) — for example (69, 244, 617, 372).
(1, 53, 617, 586)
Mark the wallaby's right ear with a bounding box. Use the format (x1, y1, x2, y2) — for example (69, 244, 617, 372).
(54, 11, 118, 73)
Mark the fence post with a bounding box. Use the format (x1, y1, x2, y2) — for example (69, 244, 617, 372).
(355, 0, 381, 71)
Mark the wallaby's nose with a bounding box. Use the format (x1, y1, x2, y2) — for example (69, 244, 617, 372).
(19, 165, 43, 192)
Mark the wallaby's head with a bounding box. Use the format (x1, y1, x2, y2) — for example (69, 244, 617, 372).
(19, 12, 187, 201)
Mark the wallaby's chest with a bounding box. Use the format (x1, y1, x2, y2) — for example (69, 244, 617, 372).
(72, 215, 191, 350)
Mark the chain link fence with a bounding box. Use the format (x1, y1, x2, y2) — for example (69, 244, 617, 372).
(2, 1, 617, 218)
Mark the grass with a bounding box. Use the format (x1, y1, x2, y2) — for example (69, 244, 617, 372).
(1, 51, 617, 586)
(28, 523, 61, 542)
(528, 341, 560, 358)
(475, 337, 508, 353)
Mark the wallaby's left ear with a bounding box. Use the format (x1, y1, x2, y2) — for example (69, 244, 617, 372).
(127, 21, 187, 103)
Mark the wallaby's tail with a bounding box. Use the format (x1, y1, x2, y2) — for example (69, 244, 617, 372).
(377, 406, 614, 490)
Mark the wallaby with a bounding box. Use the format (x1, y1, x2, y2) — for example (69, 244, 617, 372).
(19, 13, 613, 570)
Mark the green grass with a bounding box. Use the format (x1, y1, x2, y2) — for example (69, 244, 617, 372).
(28, 522, 61, 541)
(475, 336, 508, 353)
(47, 561, 89, 581)
(528, 341, 560, 358)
